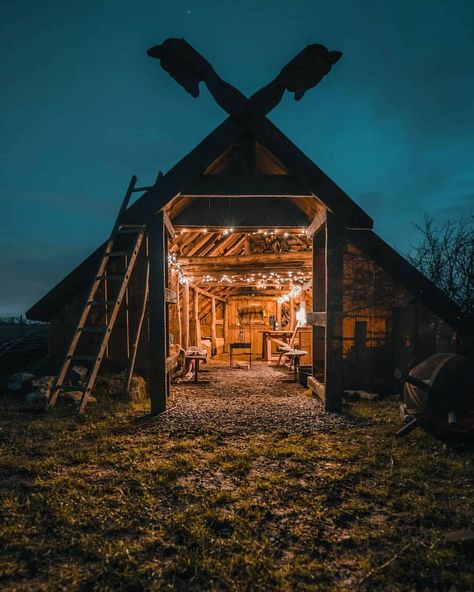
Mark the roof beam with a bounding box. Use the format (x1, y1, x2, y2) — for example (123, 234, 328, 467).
(178, 251, 312, 267)
(182, 174, 312, 197)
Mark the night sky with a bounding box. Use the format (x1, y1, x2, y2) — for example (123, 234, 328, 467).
(1, 0, 473, 316)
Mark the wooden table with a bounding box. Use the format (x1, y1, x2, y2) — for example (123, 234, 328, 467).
(184, 349, 208, 383)
(261, 330, 294, 363)
(229, 342, 252, 369)
(283, 349, 308, 382)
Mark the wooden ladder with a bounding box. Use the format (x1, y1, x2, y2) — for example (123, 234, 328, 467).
(48, 175, 150, 414)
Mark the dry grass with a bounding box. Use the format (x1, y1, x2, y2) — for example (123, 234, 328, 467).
(0, 375, 473, 591)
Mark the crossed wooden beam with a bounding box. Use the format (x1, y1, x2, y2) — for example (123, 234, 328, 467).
(123, 39, 371, 229)
(147, 38, 342, 121)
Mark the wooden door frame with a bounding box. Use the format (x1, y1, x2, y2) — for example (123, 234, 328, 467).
(307, 210, 344, 412)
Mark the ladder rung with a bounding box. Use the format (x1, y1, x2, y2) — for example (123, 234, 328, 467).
(89, 299, 119, 306)
(116, 228, 142, 235)
(79, 327, 107, 333)
(69, 355, 97, 362)
(58, 385, 86, 392)
(96, 274, 125, 281)
(105, 251, 130, 257)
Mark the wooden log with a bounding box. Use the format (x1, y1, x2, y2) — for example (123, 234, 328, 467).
(223, 302, 228, 349)
(194, 288, 202, 345)
(184, 262, 313, 276)
(148, 212, 167, 414)
(276, 299, 282, 326)
(182, 282, 190, 350)
(211, 297, 217, 355)
(177, 251, 312, 267)
(174, 270, 183, 347)
(289, 297, 296, 330)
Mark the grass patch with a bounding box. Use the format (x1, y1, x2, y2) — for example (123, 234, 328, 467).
(0, 394, 473, 591)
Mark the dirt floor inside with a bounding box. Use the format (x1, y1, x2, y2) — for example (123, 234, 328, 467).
(166, 357, 353, 436)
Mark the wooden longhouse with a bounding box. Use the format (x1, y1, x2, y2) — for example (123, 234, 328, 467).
(26, 40, 462, 414)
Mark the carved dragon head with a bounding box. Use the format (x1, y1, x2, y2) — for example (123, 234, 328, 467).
(147, 38, 211, 98)
(279, 44, 342, 101)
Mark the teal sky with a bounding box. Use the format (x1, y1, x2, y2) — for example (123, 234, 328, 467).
(1, 0, 473, 315)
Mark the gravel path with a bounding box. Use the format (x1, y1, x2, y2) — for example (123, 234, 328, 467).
(155, 359, 356, 436)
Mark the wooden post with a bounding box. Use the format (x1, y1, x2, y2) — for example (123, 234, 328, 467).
(276, 299, 282, 327)
(194, 289, 201, 345)
(148, 211, 168, 415)
(289, 297, 296, 330)
(172, 268, 182, 347)
(223, 302, 228, 350)
(324, 212, 344, 412)
(211, 297, 217, 355)
(182, 282, 190, 349)
(311, 215, 327, 402)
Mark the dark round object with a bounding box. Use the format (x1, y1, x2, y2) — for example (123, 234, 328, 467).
(298, 365, 313, 387)
(403, 353, 474, 444)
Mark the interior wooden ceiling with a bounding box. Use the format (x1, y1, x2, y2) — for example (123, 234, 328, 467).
(170, 229, 312, 299)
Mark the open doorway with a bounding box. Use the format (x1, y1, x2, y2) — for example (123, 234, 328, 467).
(165, 226, 314, 389)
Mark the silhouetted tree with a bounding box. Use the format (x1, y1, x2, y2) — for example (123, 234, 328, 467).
(408, 214, 474, 317)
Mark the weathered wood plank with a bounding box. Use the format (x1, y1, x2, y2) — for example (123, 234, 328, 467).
(307, 375, 325, 399)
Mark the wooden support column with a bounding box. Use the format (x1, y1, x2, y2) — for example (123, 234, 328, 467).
(311, 213, 328, 406)
(211, 297, 217, 355)
(223, 301, 228, 350)
(148, 211, 168, 415)
(276, 299, 282, 327)
(182, 282, 190, 349)
(169, 268, 180, 346)
(289, 297, 296, 330)
(325, 212, 344, 412)
(194, 289, 201, 346)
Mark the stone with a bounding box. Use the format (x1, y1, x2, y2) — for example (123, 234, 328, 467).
(8, 372, 35, 394)
(356, 390, 382, 401)
(342, 390, 361, 402)
(25, 391, 47, 411)
(31, 376, 54, 402)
